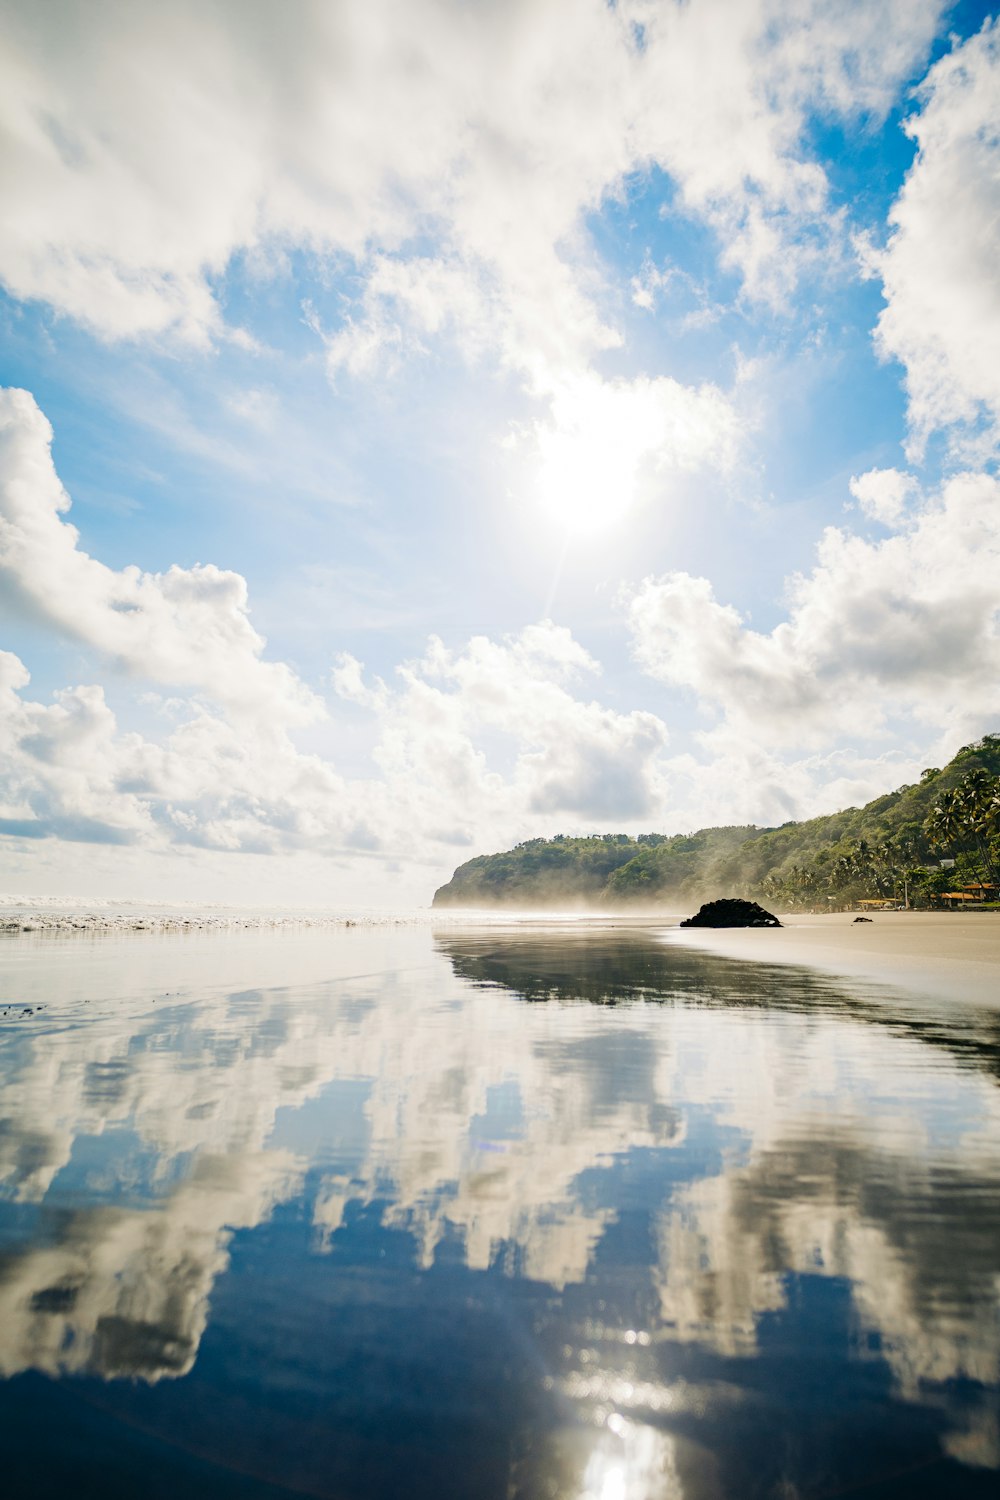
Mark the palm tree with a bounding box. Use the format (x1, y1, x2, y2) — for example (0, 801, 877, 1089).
(871, 838, 899, 896)
(987, 784, 1000, 837)
(956, 770, 999, 886)
(787, 863, 820, 906)
(925, 789, 963, 858)
(829, 842, 877, 899)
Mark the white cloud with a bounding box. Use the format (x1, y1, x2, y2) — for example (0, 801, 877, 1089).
(849, 466, 919, 525)
(0, 620, 671, 859)
(0, 653, 154, 844)
(5, 381, 999, 866)
(639, 740, 934, 832)
(330, 652, 388, 711)
(0, 388, 321, 725)
(317, 247, 744, 520)
(627, 468, 1000, 753)
(365, 622, 671, 827)
(630, 257, 673, 312)
(0, 388, 678, 858)
(0, 650, 352, 852)
(869, 18, 1000, 458)
(0, 0, 949, 539)
(322, 255, 506, 380)
(0, 390, 675, 858)
(4, 379, 1000, 869)
(630, 0, 945, 302)
(0, 0, 944, 348)
(299, 1, 942, 496)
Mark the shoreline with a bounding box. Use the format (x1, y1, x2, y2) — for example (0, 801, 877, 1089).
(3, 904, 998, 1009)
(662, 910, 1000, 1007)
(0, 905, 661, 937)
(0, 908, 422, 936)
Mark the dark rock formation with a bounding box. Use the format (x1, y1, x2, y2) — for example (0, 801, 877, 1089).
(680, 898, 781, 929)
(853, 915, 873, 923)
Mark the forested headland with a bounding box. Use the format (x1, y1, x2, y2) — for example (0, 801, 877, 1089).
(432, 735, 1000, 911)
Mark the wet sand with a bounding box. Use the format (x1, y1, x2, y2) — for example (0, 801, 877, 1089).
(664, 911, 1000, 1006)
(4, 901, 998, 1008)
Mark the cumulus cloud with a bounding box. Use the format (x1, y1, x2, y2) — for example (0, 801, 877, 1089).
(0, 652, 153, 844)
(4, 379, 1000, 860)
(6, 378, 999, 860)
(0, 389, 667, 860)
(630, 0, 945, 302)
(7, 615, 672, 857)
(0, 0, 943, 344)
(300, 0, 942, 486)
(0, 388, 321, 725)
(869, 18, 1000, 458)
(0, 1, 950, 529)
(849, 466, 919, 526)
(0, 650, 353, 852)
(0, 392, 673, 855)
(636, 739, 935, 833)
(348, 621, 671, 828)
(627, 469, 1000, 753)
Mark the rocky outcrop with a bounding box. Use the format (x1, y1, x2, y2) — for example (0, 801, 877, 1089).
(680, 898, 781, 929)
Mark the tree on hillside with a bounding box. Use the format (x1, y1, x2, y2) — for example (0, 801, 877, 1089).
(955, 769, 999, 886)
(925, 772, 1000, 889)
(432, 737, 1000, 909)
(925, 789, 963, 860)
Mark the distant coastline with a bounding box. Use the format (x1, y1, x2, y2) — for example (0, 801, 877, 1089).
(433, 735, 1000, 914)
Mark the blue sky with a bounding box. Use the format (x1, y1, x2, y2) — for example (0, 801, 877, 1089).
(1, 0, 999, 906)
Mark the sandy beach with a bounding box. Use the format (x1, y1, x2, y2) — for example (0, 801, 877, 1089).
(664, 910, 1000, 1007)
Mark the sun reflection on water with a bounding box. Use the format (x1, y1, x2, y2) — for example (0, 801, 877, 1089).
(581, 1415, 681, 1500)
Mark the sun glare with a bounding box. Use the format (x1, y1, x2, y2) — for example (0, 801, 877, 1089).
(533, 375, 682, 539)
(578, 1414, 682, 1500)
(536, 425, 634, 537)
(582, 1450, 628, 1500)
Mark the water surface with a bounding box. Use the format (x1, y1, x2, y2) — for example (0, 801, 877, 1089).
(0, 923, 997, 1498)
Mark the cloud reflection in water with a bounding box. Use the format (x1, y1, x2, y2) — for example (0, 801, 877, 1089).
(0, 925, 997, 1497)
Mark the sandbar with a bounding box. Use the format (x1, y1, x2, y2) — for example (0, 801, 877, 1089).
(664, 911, 1000, 1007)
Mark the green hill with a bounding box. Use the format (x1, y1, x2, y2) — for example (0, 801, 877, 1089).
(431, 734, 1000, 910)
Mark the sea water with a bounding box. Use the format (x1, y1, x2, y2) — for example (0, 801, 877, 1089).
(0, 922, 997, 1499)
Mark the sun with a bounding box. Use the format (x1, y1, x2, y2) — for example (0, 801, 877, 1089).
(531, 375, 669, 539)
(535, 425, 634, 537)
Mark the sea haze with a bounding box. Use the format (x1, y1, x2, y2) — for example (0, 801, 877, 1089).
(0, 923, 997, 1499)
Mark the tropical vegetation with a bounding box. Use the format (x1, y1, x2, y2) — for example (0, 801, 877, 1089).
(432, 734, 1000, 910)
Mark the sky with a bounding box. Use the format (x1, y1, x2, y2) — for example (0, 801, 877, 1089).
(1, 0, 999, 908)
